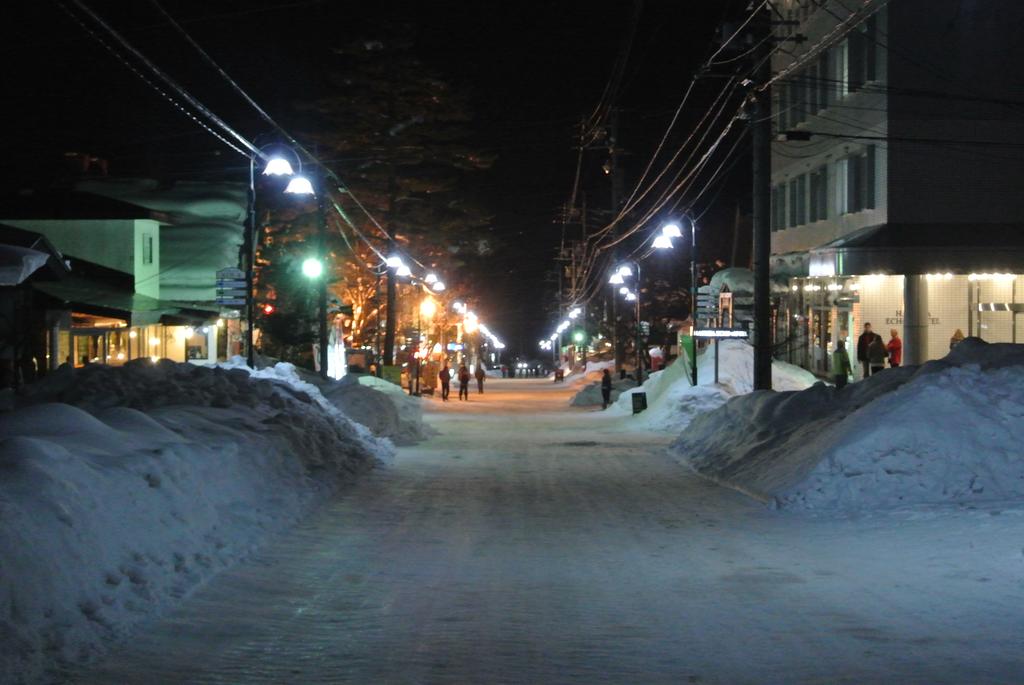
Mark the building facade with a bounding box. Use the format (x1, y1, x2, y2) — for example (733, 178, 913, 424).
(769, 0, 1024, 376)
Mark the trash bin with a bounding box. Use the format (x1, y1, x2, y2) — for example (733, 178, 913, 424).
(631, 391, 648, 414)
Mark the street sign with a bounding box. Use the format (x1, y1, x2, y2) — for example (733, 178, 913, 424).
(216, 267, 247, 309)
(216, 267, 245, 280)
(215, 298, 246, 306)
(694, 328, 749, 338)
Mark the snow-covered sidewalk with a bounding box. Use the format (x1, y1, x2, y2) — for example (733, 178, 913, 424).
(0, 360, 392, 684)
(68, 377, 1024, 684)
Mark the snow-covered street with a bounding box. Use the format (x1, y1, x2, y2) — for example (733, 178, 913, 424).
(70, 377, 1024, 685)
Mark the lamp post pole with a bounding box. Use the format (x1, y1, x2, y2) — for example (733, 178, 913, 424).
(635, 260, 643, 386)
(245, 155, 257, 368)
(316, 178, 329, 380)
(689, 216, 698, 387)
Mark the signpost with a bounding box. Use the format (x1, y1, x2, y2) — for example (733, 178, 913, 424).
(693, 328, 750, 385)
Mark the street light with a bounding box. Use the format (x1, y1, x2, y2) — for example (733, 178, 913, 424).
(301, 257, 323, 279)
(652, 234, 673, 250)
(284, 176, 315, 195)
(658, 217, 698, 387)
(431, 280, 446, 292)
(263, 157, 295, 176)
(612, 260, 644, 386)
(396, 263, 412, 277)
(661, 223, 682, 238)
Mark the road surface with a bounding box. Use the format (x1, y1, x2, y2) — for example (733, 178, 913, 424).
(72, 377, 1024, 684)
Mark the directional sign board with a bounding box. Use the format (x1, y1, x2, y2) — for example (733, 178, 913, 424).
(216, 267, 247, 308)
(693, 328, 749, 338)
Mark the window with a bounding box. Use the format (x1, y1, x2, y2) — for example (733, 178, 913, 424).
(839, 146, 876, 214)
(142, 233, 154, 265)
(772, 184, 787, 232)
(845, 16, 877, 93)
(788, 174, 807, 227)
(809, 166, 828, 221)
(816, 52, 831, 111)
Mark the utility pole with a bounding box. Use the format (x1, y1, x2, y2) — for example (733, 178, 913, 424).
(608, 108, 625, 374)
(751, 5, 773, 391)
(383, 97, 398, 368)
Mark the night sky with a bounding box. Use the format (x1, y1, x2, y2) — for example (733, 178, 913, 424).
(6, 0, 752, 354)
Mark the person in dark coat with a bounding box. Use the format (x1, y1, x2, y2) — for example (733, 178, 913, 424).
(474, 364, 486, 394)
(868, 334, 888, 376)
(457, 364, 471, 400)
(439, 364, 451, 401)
(601, 369, 613, 409)
(856, 323, 876, 379)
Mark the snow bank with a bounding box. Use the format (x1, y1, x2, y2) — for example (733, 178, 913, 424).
(325, 375, 431, 446)
(609, 340, 815, 431)
(672, 338, 1024, 512)
(1, 359, 389, 683)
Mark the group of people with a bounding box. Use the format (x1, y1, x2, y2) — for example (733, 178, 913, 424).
(831, 322, 902, 389)
(437, 363, 486, 401)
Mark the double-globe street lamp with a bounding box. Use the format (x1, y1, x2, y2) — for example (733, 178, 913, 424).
(244, 148, 325, 371)
(608, 263, 643, 385)
(654, 217, 698, 387)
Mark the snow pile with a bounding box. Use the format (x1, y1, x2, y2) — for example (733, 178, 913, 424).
(324, 375, 430, 446)
(1, 359, 388, 683)
(610, 340, 816, 431)
(672, 338, 1024, 511)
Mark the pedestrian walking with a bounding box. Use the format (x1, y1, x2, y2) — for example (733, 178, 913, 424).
(868, 333, 888, 376)
(831, 340, 852, 389)
(856, 323, 876, 379)
(887, 329, 902, 367)
(457, 364, 471, 401)
(601, 369, 613, 409)
(950, 328, 965, 350)
(474, 364, 486, 394)
(439, 364, 451, 401)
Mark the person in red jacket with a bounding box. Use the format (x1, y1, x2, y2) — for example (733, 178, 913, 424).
(887, 329, 903, 368)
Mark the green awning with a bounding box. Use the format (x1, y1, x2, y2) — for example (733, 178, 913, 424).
(34, 277, 217, 326)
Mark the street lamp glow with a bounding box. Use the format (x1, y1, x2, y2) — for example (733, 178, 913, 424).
(625, 291, 637, 301)
(568, 309, 579, 319)
(302, 257, 323, 278)
(550, 333, 558, 341)
(661, 222, 682, 238)
(424, 272, 438, 284)
(619, 286, 629, 295)
(609, 272, 625, 285)
(284, 176, 315, 195)
(262, 157, 294, 176)
(385, 255, 404, 269)
(420, 298, 437, 318)
(573, 331, 584, 343)
(653, 235, 674, 249)
(396, 264, 412, 277)
(431, 281, 446, 292)
(617, 265, 633, 277)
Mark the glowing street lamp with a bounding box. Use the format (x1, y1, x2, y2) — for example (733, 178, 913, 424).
(431, 281, 446, 292)
(424, 272, 438, 284)
(652, 234, 673, 249)
(609, 272, 625, 285)
(396, 264, 412, 277)
(262, 157, 295, 176)
(302, 257, 323, 278)
(661, 222, 682, 238)
(284, 176, 315, 195)
(386, 255, 404, 269)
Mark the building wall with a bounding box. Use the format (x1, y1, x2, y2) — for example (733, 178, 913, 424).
(770, 4, 889, 256)
(3, 218, 162, 299)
